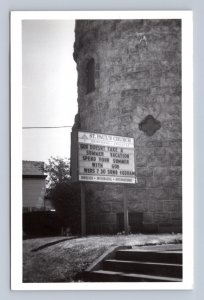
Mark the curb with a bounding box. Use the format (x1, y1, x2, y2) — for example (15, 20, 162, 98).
(31, 236, 77, 252)
(75, 245, 132, 281)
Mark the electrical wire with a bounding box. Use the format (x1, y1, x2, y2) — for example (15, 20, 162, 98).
(22, 126, 72, 129)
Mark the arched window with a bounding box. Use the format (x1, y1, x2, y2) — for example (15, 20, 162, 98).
(86, 58, 95, 94)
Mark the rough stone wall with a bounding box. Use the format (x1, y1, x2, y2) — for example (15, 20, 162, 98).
(73, 19, 182, 234)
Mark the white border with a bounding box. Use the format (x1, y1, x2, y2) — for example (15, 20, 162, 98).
(11, 10, 193, 290)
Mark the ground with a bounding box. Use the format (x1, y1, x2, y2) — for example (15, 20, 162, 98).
(23, 234, 182, 282)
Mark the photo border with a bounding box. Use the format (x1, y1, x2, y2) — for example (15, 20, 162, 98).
(10, 10, 193, 290)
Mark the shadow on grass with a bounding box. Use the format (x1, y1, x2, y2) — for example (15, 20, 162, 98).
(31, 236, 77, 252)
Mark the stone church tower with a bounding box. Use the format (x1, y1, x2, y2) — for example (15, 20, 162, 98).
(72, 19, 182, 234)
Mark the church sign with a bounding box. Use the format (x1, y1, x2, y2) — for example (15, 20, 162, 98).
(78, 131, 135, 184)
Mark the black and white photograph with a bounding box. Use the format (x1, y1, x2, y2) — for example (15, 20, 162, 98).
(10, 11, 193, 290)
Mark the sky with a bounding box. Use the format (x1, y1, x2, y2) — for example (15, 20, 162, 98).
(22, 20, 77, 163)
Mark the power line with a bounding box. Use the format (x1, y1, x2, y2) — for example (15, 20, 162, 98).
(23, 125, 73, 129)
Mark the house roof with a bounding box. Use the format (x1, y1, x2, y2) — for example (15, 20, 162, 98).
(23, 160, 47, 178)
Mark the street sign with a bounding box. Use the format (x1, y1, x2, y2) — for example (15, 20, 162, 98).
(78, 131, 135, 184)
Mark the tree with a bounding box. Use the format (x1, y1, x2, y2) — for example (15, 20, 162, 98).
(45, 157, 81, 234)
(48, 181, 81, 234)
(45, 156, 70, 188)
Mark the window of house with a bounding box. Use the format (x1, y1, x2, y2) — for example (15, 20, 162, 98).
(86, 58, 95, 94)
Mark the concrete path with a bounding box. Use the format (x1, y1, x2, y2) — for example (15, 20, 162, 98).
(132, 243, 182, 251)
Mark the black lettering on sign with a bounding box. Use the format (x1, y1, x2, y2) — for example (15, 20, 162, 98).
(100, 169, 106, 174)
(92, 163, 103, 168)
(80, 144, 88, 149)
(82, 156, 96, 161)
(119, 170, 135, 176)
(90, 145, 105, 151)
(99, 157, 109, 163)
(113, 159, 129, 164)
(84, 168, 95, 174)
(107, 147, 118, 152)
(86, 150, 104, 156)
(110, 153, 129, 159)
(108, 169, 118, 175)
(112, 164, 119, 169)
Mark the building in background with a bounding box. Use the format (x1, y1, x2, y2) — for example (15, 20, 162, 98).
(23, 160, 47, 212)
(71, 19, 182, 234)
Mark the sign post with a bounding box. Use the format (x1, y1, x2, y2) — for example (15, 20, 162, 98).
(123, 185, 129, 235)
(80, 183, 86, 236)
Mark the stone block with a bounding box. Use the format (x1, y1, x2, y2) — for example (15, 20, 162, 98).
(135, 154, 147, 168)
(127, 188, 148, 202)
(147, 153, 170, 167)
(169, 187, 182, 200)
(169, 148, 182, 166)
(145, 94, 162, 104)
(98, 203, 112, 213)
(148, 188, 169, 200)
(143, 223, 158, 233)
(171, 212, 182, 221)
(168, 131, 182, 140)
(161, 175, 179, 188)
(143, 212, 153, 223)
(101, 223, 117, 234)
(125, 70, 150, 81)
(163, 120, 182, 132)
(128, 199, 148, 212)
(121, 99, 133, 113)
(86, 213, 100, 224)
(87, 223, 102, 234)
(162, 50, 178, 62)
(169, 166, 182, 177)
(153, 147, 167, 156)
(177, 176, 182, 187)
(125, 62, 151, 74)
(111, 201, 124, 213)
(109, 74, 121, 84)
(125, 79, 150, 90)
(146, 176, 163, 188)
(160, 75, 177, 89)
(121, 88, 150, 98)
(167, 139, 182, 148)
(108, 56, 122, 65)
(173, 84, 182, 96)
(146, 140, 162, 147)
(163, 200, 182, 212)
(158, 106, 176, 123)
(153, 212, 171, 223)
(119, 114, 132, 125)
(158, 224, 182, 233)
(153, 167, 169, 177)
(136, 167, 153, 177)
(134, 177, 146, 188)
(98, 213, 116, 224)
(148, 199, 164, 212)
(134, 105, 149, 121)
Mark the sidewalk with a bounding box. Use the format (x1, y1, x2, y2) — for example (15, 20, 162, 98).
(132, 243, 182, 251)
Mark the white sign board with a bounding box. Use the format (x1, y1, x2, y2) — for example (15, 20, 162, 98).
(78, 131, 135, 184)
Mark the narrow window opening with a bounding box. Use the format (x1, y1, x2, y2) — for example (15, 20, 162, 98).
(86, 58, 95, 94)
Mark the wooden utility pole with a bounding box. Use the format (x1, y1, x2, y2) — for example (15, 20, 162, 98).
(123, 185, 129, 235)
(80, 183, 86, 236)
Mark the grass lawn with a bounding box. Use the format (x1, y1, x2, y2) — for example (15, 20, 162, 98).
(23, 233, 182, 282)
